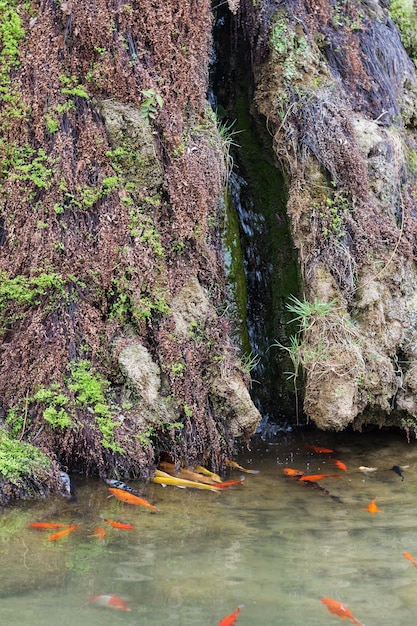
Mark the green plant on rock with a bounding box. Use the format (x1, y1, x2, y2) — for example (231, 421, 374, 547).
(240, 350, 261, 374)
(140, 88, 163, 121)
(33, 384, 71, 428)
(9, 145, 54, 191)
(0, 270, 65, 312)
(68, 360, 122, 453)
(59, 74, 89, 99)
(270, 13, 313, 81)
(318, 189, 350, 239)
(0, 0, 27, 124)
(272, 295, 364, 422)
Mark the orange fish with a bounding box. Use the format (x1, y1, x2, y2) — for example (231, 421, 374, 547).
(332, 459, 347, 471)
(46, 524, 79, 541)
(299, 474, 340, 482)
(89, 594, 131, 611)
(283, 468, 304, 477)
(361, 498, 382, 514)
(403, 551, 417, 568)
(28, 522, 69, 529)
(218, 605, 243, 626)
(321, 598, 362, 625)
(107, 487, 158, 511)
(214, 478, 245, 489)
(307, 445, 334, 454)
(101, 517, 134, 530)
(93, 526, 107, 541)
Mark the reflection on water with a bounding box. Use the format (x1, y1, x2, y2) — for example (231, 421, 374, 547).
(2, 428, 417, 625)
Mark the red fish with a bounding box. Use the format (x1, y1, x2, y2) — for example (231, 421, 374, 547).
(215, 478, 245, 489)
(92, 527, 107, 541)
(46, 524, 79, 541)
(89, 594, 131, 611)
(28, 522, 69, 529)
(101, 517, 134, 530)
(403, 551, 417, 568)
(218, 605, 243, 625)
(107, 487, 158, 511)
(283, 468, 304, 477)
(321, 597, 362, 625)
(332, 459, 347, 471)
(361, 498, 382, 514)
(306, 445, 334, 454)
(299, 474, 340, 482)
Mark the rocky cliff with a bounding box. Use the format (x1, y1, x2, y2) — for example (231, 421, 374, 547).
(240, 0, 417, 431)
(0, 0, 260, 503)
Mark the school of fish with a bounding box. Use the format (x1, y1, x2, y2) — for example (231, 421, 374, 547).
(28, 458, 252, 619)
(281, 442, 416, 625)
(27, 445, 412, 623)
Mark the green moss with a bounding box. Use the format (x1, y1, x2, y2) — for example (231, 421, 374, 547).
(0, 271, 65, 312)
(0, 0, 27, 125)
(221, 92, 301, 413)
(59, 74, 89, 99)
(270, 12, 313, 81)
(0, 429, 51, 486)
(223, 189, 250, 353)
(389, 0, 417, 64)
(33, 385, 71, 428)
(68, 360, 123, 452)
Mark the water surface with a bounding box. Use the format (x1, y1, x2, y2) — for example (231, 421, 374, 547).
(2, 427, 417, 625)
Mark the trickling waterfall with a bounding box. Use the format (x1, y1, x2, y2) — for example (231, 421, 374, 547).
(210, 2, 301, 435)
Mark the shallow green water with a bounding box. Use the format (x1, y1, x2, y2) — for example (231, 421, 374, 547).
(2, 428, 417, 625)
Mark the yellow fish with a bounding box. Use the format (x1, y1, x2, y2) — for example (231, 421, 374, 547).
(152, 470, 221, 491)
(194, 465, 222, 483)
(226, 458, 260, 474)
(158, 462, 218, 485)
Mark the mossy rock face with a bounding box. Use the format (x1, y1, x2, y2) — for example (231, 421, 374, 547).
(209, 372, 261, 438)
(169, 277, 261, 436)
(169, 277, 214, 340)
(116, 336, 171, 424)
(98, 100, 163, 193)
(248, 1, 417, 431)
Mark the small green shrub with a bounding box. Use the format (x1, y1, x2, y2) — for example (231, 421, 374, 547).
(140, 88, 163, 121)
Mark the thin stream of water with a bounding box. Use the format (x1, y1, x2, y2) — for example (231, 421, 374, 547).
(1, 428, 417, 625)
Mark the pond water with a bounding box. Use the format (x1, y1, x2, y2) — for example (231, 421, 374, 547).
(2, 427, 417, 626)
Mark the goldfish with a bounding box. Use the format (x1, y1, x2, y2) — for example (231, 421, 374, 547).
(213, 477, 245, 489)
(28, 522, 69, 529)
(152, 469, 221, 491)
(194, 465, 223, 483)
(283, 468, 304, 477)
(358, 465, 377, 473)
(361, 498, 382, 514)
(306, 445, 334, 454)
(299, 474, 340, 482)
(332, 459, 347, 471)
(89, 594, 131, 611)
(101, 517, 134, 530)
(107, 487, 159, 511)
(321, 598, 362, 625)
(46, 524, 79, 541)
(93, 526, 107, 541)
(218, 605, 243, 626)
(403, 551, 417, 568)
(159, 462, 218, 485)
(226, 459, 260, 474)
